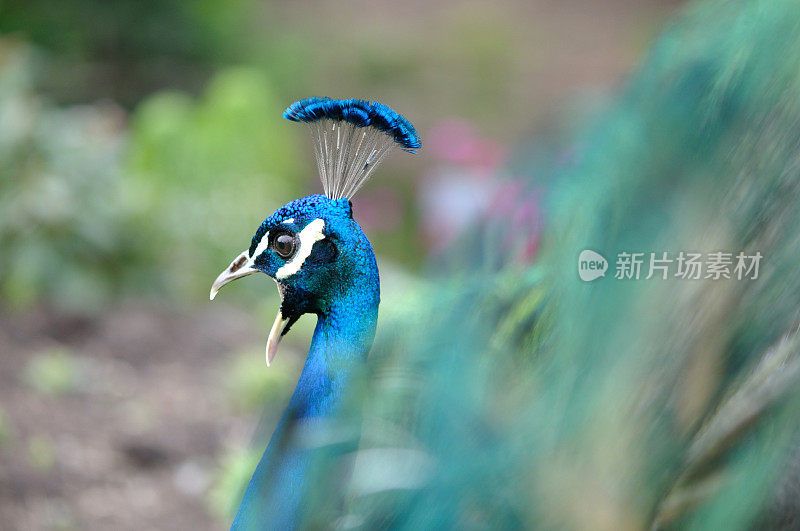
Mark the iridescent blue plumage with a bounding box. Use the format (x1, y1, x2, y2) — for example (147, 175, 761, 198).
(210, 98, 420, 529)
(231, 195, 379, 529)
(282, 97, 421, 152)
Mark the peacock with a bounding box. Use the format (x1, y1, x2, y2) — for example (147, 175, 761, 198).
(210, 0, 800, 529)
(210, 97, 421, 528)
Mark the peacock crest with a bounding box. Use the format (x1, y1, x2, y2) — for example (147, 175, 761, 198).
(283, 97, 421, 200)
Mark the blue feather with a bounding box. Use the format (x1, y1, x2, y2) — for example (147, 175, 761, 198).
(282, 97, 421, 153)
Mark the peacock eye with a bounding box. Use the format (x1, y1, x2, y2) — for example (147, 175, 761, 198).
(272, 232, 297, 259)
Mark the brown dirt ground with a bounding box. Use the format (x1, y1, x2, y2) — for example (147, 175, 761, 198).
(0, 303, 262, 530)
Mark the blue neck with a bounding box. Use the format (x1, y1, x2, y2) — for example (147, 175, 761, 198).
(232, 279, 379, 529)
(287, 294, 378, 419)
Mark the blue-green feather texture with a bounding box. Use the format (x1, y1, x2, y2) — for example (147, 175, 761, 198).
(283, 1, 800, 529)
(282, 97, 421, 153)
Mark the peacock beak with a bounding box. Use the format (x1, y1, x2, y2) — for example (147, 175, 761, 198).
(209, 250, 259, 301)
(266, 305, 289, 367)
(211, 250, 289, 367)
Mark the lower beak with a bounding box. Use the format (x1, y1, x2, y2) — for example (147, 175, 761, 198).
(210, 250, 289, 367)
(209, 250, 258, 301)
(266, 308, 289, 367)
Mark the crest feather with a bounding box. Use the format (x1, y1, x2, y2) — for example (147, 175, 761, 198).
(283, 97, 421, 200)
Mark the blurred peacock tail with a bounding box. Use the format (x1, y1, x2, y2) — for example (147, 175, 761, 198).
(209, 98, 419, 528)
(281, 0, 800, 529)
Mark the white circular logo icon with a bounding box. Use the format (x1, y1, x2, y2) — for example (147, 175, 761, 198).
(578, 250, 608, 281)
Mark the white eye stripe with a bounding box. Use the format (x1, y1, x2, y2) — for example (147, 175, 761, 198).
(251, 230, 271, 260)
(282, 218, 294, 224)
(275, 218, 326, 279)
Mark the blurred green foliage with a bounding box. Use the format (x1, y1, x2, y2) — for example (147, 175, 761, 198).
(0, 42, 307, 309)
(126, 66, 306, 297)
(27, 434, 56, 471)
(226, 348, 300, 412)
(0, 42, 154, 310)
(209, 446, 262, 520)
(25, 347, 84, 395)
(0, 0, 248, 60)
(0, 0, 254, 107)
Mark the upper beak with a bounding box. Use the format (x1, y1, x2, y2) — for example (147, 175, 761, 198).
(209, 250, 258, 301)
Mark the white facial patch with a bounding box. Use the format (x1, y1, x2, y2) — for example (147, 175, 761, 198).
(250, 230, 271, 261)
(275, 218, 326, 279)
(282, 218, 294, 224)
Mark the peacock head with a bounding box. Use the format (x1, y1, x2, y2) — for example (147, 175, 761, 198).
(209, 98, 420, 365)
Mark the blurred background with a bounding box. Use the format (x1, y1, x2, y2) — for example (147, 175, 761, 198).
(0, 1, 682, 529)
